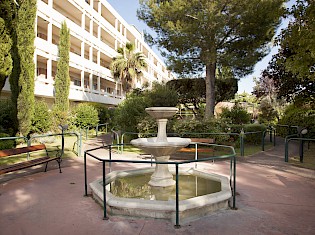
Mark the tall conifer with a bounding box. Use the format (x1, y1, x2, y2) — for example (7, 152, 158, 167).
(16, 0, 36, 136)
(54, 21, 70, 112)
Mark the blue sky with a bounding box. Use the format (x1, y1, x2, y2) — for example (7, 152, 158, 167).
(107, 0, 292, 94)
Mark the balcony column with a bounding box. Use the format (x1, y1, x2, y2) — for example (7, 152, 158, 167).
(89, 46, 93, 61)
(98, 1, 101, 14)
(47, 58, 52, 80)
(81, 70, 84, 90)
(47, 21, 52, 44)
(90, 18, 93, 35)
(97, 76, 100, 93)
(81, 12, 85, 29)
(89, 73, 93, 91)
(97, 25, 101, 40)
(97, 50, 100, 65)
(81, 41, 85, 59)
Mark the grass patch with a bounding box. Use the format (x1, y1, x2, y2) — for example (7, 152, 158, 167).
(289, 143, 315, 170)
(0, 135, 80, 166)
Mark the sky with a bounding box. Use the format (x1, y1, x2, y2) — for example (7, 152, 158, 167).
(106, 0, 293, 94)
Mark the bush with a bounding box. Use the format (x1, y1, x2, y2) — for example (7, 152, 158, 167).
(226, 123, 267, 145)
(31, 100, 52, 134)
(113, 92, 150, 133)
(0, 133, 15, 150)
(220, 103, 251, 125)
(172, 119, 229, 143)
(146, 83, 178, 107)
(278, 103, 315, 138)
(72, 103, 99, 129)
(0, 99, 15, 135)
(90, 103, 113, 124)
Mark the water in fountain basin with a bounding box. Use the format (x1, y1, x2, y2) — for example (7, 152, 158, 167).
(106, 173, 221, 201)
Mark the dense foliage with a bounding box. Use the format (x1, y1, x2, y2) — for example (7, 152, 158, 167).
(219, 104, 251, 125)
(258, 0, 315, 103)
(113, 91, 150, 132)
(278, 103, 315, 138)
(146, 83, 178, 107)
(0, 99, 15, 135)
(31, 100, 52, 134)
(138, 0, 285, 118)
(54, 21, 70, 112)
(72, 103, 99, 129)
(0, 133, 15, 150)
(16, 0, 37, 137)
(0, 17, 12, 93)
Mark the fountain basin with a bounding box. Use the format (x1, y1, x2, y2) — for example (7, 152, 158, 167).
(130, 137, 191, 157)
(90, 167, 232, 224)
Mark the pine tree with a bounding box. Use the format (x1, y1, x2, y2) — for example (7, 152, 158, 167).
(54, 21, 70, 112)
(138, 0, 286, 118)
(16, 0, 36, 136)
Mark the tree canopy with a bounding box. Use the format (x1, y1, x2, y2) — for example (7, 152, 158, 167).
(0, 17, 12, 94)
(138, 0, 286, 118)
(256, 0, 315, 103)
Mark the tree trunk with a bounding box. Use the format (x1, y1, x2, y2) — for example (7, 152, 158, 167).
(205, 63, 216, 119)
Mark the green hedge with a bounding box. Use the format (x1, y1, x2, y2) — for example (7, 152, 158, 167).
(277, 104, 315, 138)
(0, 133, 15, 150)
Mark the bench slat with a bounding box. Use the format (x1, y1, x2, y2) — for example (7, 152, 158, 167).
(0, 144, 46, 158)
(190, 138, 215, 144)
(0, 156, 60, 174)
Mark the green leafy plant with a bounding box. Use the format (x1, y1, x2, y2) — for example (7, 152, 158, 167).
(31, 100, 52, 134)
(0, 133, 15, 150)
(220, 104, 251, 125)
(72, 103, 99, 129)
(147, 83, 178, 107)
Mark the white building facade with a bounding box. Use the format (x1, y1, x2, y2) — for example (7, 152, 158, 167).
(2, 0, 173, 106)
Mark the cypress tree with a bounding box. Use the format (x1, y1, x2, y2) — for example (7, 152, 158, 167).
(0, 17, 12, 94)
(54, 21, 70, 112)
(16, 0, 36, 136)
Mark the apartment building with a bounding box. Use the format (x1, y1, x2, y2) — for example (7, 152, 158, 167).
(2, 0, 173, 107)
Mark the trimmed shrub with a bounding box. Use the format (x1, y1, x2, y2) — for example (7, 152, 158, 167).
(31, 100, 52, 134)
(0, 133, 15, 150)
(220, 103, 251, 125)
(72, 103, 99, 129)
(172, 119, 229, 143)
(0, 99, 15, 135)
(113, 92, 150, 133)
(146, 83, 178, 107)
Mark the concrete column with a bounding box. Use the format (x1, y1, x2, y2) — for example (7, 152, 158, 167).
(81, 41, 85, 58)
(89, 46, 93, 61)
(47, 58, 52, 80)
(47, 22, 52, 44)
(90, 18, 93, 35)
(81, 13, 85, 29)
(81, 70, 84, 89)
(89, 73, 93, 91)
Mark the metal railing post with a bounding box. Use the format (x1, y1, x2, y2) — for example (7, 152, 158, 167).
(174, 163, 180, 229)
(84, 151, 88, 196)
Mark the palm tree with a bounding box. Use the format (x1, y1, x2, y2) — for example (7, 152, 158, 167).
(110, 42, 147, 93)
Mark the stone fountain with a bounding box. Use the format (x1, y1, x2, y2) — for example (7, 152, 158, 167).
(90, 107, 232, 224)
(130, 107, 191, 187)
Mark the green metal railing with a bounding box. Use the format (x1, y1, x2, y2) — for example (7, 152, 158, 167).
(285, 137, 315, 163)
(84, 143, 236, 228)
(0, 132, 82, 157)
(120, 131, 270, 157)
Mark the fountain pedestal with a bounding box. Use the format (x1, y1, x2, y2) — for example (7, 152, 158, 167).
(130, 107, 191, 187)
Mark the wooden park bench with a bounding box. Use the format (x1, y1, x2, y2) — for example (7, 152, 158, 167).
(0, 144, 63, 175)
(179, 138, 215, 153)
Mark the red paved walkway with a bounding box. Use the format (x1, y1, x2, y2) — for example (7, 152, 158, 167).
(0, 137, 314, 235)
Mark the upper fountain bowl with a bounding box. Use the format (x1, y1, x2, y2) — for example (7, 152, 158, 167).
(145, 107, 178, 119)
